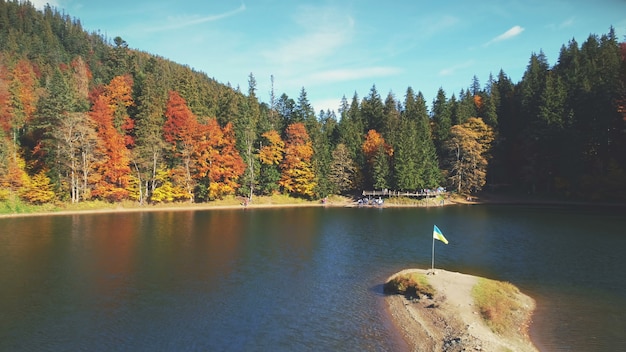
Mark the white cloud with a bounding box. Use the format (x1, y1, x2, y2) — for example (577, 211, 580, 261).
(483, 25, 524, 47)
(147, 4, 246, 32)
(439, 60, 475, 76)
(261, 6, 354, 66)
(559, 17, 575, 29)
(311, 67, 402, 84)
(419, 15, 460, 38)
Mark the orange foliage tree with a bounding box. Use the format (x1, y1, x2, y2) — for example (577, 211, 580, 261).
(279, 123, 316, 198)
(195, 120, 245, 200)
(8, 60, 38, 143)
(89, 75, 134, 201)
(362, 129, 392, 163)
(362, 129, 393, 189)
(163, 91, 245, 202)
(163, 91, 198, 201)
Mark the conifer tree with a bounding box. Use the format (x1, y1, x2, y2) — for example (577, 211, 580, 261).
(361, 85, 384, 132)
(432, 87, 451, 158)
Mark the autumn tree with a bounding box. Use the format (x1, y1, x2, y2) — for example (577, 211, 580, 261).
(150, 166, 191, 203)
(328, 143, 356, 194)
(445, 117, 494, 194)
(279, 122, 316, 198)
(194, 119, 245, 200)
(163, 91, 198, 202)
(362, 129, 392, 189)
(0, 140, 30, 194)
(7, 60, 38, 152)
(51, 112, 101, 202)
(89, 75, 134, 201)
(20, 169, 55, 204)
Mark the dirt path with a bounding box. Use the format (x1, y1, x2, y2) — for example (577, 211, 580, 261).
(385, 268, 537, 352)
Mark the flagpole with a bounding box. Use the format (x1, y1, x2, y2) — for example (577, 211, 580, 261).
(431, 228, 435, 272)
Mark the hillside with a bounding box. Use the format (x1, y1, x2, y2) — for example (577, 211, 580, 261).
(1, 1, 625, 209)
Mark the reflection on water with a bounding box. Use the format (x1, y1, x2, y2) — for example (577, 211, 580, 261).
(0, 205, 625, 351)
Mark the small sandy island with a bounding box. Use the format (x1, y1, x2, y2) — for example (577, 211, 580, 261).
(385, 268, 537, 352)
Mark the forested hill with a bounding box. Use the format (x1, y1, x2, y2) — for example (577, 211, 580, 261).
(1, 1, 625, 206)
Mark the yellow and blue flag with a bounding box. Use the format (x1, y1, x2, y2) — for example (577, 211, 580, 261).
(433, 225, 448, 244)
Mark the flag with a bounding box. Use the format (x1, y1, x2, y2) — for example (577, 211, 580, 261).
(433, 225, 448, 244)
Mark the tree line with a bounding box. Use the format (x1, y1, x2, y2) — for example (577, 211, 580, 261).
(0, 1, 624, 205)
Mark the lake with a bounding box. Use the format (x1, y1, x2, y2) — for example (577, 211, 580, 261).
(1, 205, 625, 351)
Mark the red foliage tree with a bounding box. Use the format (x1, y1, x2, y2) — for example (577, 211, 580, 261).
(163, 91, 200, 201)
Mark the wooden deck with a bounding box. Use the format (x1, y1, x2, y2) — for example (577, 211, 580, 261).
(362, 189, 446, 198)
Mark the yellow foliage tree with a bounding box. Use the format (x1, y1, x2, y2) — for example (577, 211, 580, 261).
(151, 167, 192, 203)
(20, 170, 55, 204)
(445, 117, 494, 194)
(279, 123, 316, 198)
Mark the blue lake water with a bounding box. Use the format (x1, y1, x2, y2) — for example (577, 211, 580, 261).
(0, 205, 625, 351)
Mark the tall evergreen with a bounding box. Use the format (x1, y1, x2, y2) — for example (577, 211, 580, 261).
(393, 87, 420, 190)
(414, 92, 441, 188)
(361, 84, 384, 132)
(235, 73, 260, 199)
(431, 87, 451, 158)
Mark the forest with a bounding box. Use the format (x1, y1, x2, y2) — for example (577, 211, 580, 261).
(1, 0, 625, 206)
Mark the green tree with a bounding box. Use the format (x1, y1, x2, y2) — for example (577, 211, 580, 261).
(258, 130, 284, 195)
(131, 58, 168, 204)
(361, 84, 384, 132)
(236, 73, 260, 200)
(454, 89, 476, 125)
(431, 87, 451, 159)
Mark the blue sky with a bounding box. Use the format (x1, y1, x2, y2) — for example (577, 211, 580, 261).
(31, 0, 626, 113)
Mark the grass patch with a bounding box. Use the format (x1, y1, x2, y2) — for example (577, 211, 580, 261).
(0, 193, 346, 217)
(0, 195, 57, 214)
(384, 272, 436, 299)
(471, 278, 523, 335)
(385, 196, 445, 206)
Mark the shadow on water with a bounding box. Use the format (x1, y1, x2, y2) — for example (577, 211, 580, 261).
(369, 283, 388, 297)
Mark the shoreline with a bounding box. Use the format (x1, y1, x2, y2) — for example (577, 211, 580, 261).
(2, 192, 623, 219)
(384, 268, 538, 352)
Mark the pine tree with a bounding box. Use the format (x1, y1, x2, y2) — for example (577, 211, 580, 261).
(361, 85, 384, 132)
(432, 87, 451, 158)
(235, 73, 260, 200)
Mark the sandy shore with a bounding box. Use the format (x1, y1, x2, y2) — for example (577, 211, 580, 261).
(0, 200, 343, 219)
(385, 268, 537, 352)
(0, 194, 457, 219)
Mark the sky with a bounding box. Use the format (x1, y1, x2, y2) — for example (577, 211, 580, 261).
(30, 0, 626, 113)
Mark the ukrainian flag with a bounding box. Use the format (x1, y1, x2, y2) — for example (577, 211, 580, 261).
(433, 225, 449, 244)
